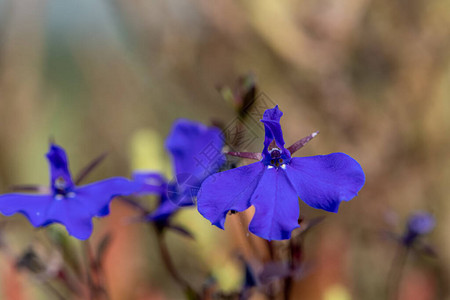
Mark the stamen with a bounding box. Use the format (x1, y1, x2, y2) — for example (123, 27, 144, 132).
(55, 177, 67, 190)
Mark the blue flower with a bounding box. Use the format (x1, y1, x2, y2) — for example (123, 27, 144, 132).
(403, 212, 435, 246)
(0, 144, 137, 240)
(133, 119, 225, 221)
(197, 106, 365, 240)
(132, 171, 178, 222)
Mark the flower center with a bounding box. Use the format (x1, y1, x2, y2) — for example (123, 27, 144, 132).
(53, 176, 75, 199)
(266, 148, 289, 169)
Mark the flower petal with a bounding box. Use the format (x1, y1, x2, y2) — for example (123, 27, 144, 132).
(132, 171, 166, 195)
(260, 106, 290, 159)
(285, 153, 365, 213)
(165, 119, 225, 205)
(197, 162, 265, 229)
(46, 144, 75, 191)
(42, 199, 95, 240)
(249, 168, 300, 240)
(0, 194, 53, 226)
(165, 119, 225, 185)
(76, 177, 138, 217)
(0, 194, 94, 239)
(407, 212, 435, 235)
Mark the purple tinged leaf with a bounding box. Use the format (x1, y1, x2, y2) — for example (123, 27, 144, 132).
(74, 152, 108, 185)
(167, 225, 195, 239)
(287, 131, 319, 155)
(225, 151, 262, 160)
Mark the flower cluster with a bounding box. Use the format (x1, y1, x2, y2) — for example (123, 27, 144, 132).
(132, 119, 225, 224)
(0, 106, 366, 242)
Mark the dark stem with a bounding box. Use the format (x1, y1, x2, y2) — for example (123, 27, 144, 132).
(386, 245, 409, 300)
(119, 196, 150, 215)
(9, 184, 45, 192)
(83, 240, 110, 300)
(265, 240, 276, 300)
(42, 281, 66, 300)
(154, 227, 199, 299)
(75, 152, 108, 185)
(284, 277, 292, 300)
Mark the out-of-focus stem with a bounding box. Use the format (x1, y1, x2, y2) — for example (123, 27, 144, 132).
(386, 244, 409, 300)
(154, 227, 199, 299)
(83, 240, 110, 300)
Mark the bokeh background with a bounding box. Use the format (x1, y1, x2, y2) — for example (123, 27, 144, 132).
(0, 0, 449, 299)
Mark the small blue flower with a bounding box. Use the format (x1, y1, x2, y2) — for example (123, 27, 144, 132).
(132, 171, 178, 222)
(0, 144, 137, 240)
(197, 106, 365, 240)
(133, 119, 225, 221)
(403, 212, 435, 246)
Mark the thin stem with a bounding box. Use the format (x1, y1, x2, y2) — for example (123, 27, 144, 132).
(83, 240, 110, 300)
(265, 241, 276, 300)
(42, 281, 66, 300)
(75, 153, 108, 185)
(284, 277, 292, 300)
(386, 245, 409, 300)
(153, 227, 199, 299)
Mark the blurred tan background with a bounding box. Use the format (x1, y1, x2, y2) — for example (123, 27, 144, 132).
(0, 0, 449, 299)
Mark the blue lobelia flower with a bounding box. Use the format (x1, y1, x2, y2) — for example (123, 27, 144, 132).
(131, 171, 177, 222)
(197, 105, 366, 240)
(133, 119, 225, 222)
(0, 144, 137, 240)
(402, 212, 435, 246)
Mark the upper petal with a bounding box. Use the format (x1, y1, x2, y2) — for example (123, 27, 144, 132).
(197, 162, 265, 229)
(285, 153, 365, 213)
(260, 106, 290, 159)
(165, 119, 225, 205)
(249, 168, 300, 240)
(165, 119, 225, 183)
(46, 144, 75, 191)
(262, 105, 283, 123)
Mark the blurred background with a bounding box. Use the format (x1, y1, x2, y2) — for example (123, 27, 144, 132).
(0, 0, 449, 299)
